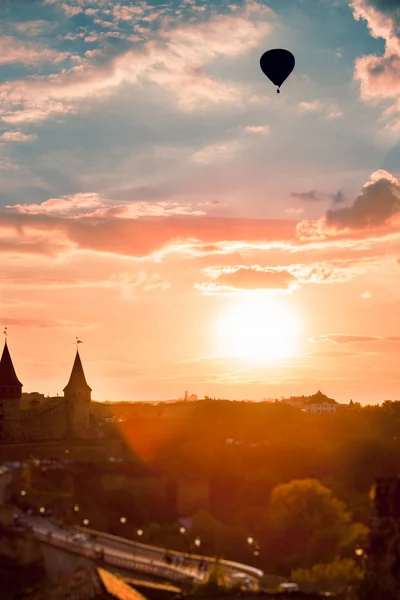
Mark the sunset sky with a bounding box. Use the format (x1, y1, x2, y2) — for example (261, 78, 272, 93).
(0, 0, 400, 403)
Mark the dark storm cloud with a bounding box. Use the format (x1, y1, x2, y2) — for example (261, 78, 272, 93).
(326, 171, 400, 229)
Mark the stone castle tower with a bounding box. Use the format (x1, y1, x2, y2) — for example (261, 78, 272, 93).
(63, 349, 92, 438)
(0, 341, 22, 441)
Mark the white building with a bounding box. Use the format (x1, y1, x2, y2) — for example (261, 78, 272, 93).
(303, 402, 337, 415)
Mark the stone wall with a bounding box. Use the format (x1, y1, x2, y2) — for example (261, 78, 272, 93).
(20, 401, 69, 442)
(0, 526, 42, 566)
(40, 539, 95, 581)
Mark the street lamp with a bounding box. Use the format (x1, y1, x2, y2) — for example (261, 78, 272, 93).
(20, 490, 26, 496)
(39, 507, 45, 514)
(355, 547, 364, 557)
(194, 537, 201, 548)
(247, 537, 254, 545)
(120, 517, 127, 524)
(137, 529, 143, 536)
(73, 504, 79, 512)
(179, 527, 186, 534)
(83, 519, 89, 526)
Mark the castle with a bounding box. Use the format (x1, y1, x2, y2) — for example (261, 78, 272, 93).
(0, 340, 97, 443)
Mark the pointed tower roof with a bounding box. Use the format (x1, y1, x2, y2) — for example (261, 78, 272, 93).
(0, 341, 22, 386)
(63, 350, 92, 392)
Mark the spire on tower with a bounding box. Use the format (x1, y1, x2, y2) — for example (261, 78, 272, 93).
(63, 349, 92, 393)
(0, 340, 22, 386)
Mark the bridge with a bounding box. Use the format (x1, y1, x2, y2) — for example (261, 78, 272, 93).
(15, 514, 262, 587)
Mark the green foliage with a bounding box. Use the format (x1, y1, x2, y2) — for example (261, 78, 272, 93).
(191, 566, 231, 596)
(266, 479, 364, 571)
(291, 557, 364, 593)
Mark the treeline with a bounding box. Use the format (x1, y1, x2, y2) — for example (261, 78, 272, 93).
(112, 400, 400, 520)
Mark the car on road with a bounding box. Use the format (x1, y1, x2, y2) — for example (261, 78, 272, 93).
(230, 572, 252, 588)
(278, 582, 300, 593)
(70, 533, 89, 543)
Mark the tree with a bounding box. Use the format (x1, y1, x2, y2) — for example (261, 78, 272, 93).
(291, 557, 364, 594)
(266, 479, 356, 570)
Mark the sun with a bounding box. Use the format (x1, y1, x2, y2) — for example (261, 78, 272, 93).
(214, 295, 302, 365)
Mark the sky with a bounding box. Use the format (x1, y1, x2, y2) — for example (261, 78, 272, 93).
(0, 0, 400, 403)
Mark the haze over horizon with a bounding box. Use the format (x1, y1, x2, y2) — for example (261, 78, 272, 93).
(0, 0, 400, 403)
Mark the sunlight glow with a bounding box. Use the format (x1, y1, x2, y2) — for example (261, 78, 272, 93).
(215, 295, 302, 364)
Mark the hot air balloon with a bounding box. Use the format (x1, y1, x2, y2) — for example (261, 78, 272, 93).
(260, 49, 295, 94)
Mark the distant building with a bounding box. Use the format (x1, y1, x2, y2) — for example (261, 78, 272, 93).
(0, 340, 98, 443)
(282, 396, 305, 409)
(183, 390, 198, 402)
(302, 390, 337, 415)
(281, 390, 338, 414)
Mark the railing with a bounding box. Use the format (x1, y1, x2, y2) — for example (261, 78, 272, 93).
(75, 525, 264, 579)
(33, 530, 200, 583)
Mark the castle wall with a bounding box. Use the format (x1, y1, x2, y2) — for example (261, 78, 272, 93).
(0, 398, 21, 441)
(67, 396, 90, 438)
(20, 392, 46, 411)
(20, 401, 69, 442)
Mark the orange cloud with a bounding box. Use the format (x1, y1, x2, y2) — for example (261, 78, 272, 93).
(201, 265, 298, 292)
(0, 317, 97, 330)
(310, 334, 400, 344)
(0, 212, 298, 259)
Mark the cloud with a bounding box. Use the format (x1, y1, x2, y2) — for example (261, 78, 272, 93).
(326, 169, 400, 229)
(0, 212, 298, 259)
(296, 170, 400, 239)
(0, 272, 170, 297)
(361, 290, 372, 298)
(0, 131, 38, 143)
(285, 207, 305, 215)
(7, 193, 206, 218)
(299, 101, 324, 112)
(113, 5, 145, 20)
(0, 35, 67, 66)
(0, 317, 97, 330)
(307, 350, 360, 358)
(12, 20, 54, 35)
(200, 265, 298, 292)
(310, 334, 400, 344)
(287, 259, 378, 284)
(242, 125, 270, 134)
(191, 141, 241, 164)
(291, 189, 345, 203)
(7, 193, 104, 215)
(351, 0, 400, 123)
(0, 4, 271, 123)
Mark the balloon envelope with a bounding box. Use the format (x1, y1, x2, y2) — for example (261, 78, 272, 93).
(260, 49, 295, 90)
